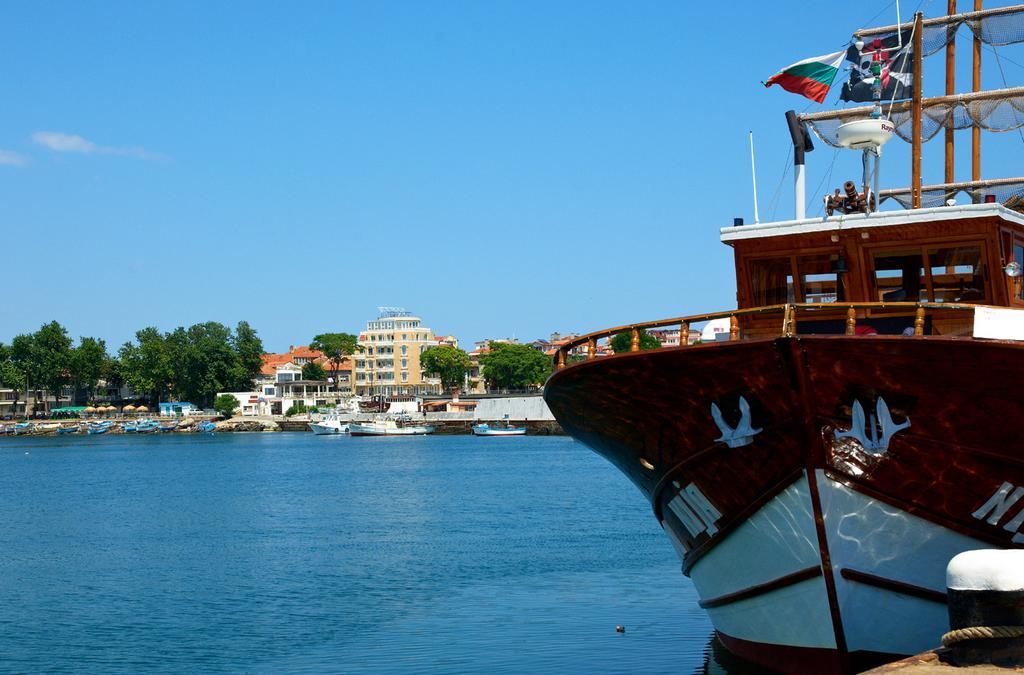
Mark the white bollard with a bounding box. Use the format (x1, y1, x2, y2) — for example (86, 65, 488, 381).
(943, 549, 1024, 663)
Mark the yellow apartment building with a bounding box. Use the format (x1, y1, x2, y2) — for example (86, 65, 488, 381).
(354, 308, 443, 397)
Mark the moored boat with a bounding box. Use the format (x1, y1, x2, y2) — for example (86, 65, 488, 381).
(56, 425, 78, 434)
(545, 7, 1024, 673)
(308, 420, 349, 435)
(135, 419, 160, 434)
(349, 415, 433, 436)
(308, 411, 349, 435)
(194, 420, 216, 433)
(86, 421, 113, 435)
(13, 422, 34, 435)
(472, 423, 527, 436)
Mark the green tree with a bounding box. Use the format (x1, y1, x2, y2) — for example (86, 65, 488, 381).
(168, 322, 239, 408)
(119, 327, 175, 405)
(302, 361, 327, 380)
(9, 334, 38, 416)
(214, 393, 239, 419)
(420, 345, 472, 391)
(0, 347, 25, 418)
(478, 343, 551, 391)
(26, 322, 73, 412)
(69, 336, 108, 405)
(310, 333, 360, 391)
(232, 321, 264, 390)
(610, 329, 661, 353)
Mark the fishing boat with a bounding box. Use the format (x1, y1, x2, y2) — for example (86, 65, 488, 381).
(135, 419, 159, 434)
(158, 421, 178, 432)
(472, 422, 527, 436)
(349, 415, 434, 436)
(86, 421, 113, 435)
(13, 422, 34, 435)
(308, 411, 350, 435)
(544, 6, 1024, 673)
(194, 420, 216, 433)
(56, 425, 78, 434)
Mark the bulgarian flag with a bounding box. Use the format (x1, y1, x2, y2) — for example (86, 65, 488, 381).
(764, 51, 846, 103)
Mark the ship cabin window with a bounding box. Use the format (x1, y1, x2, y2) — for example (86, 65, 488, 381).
(866, 244, 987, 304)
(870, 250, 926, 302)
(748, 253, 845, 305)
(928, 245, 985, 303)
(796, 254, 843, 304)
(748, 257, 796, 305)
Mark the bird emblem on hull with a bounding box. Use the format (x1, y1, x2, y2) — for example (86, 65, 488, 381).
(711, 396, 762, 448)
(835, 397, 910, 455)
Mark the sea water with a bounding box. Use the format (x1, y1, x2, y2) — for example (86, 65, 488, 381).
(0, 433, 720, 673)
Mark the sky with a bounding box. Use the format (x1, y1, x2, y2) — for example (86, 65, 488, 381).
(3, 1, 1024, 353)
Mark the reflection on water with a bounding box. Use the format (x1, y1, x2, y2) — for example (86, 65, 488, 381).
(1, 433, 726, 673)
(696, 633, 778, 675)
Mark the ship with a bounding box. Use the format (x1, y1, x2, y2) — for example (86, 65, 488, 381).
(544, 5, 1024, 673)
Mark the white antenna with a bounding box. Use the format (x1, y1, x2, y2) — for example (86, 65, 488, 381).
(749, 131, 761, 224)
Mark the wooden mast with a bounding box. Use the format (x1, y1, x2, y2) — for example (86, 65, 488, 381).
(945, 0, 957, 185)
(973, 0, 983, 185)
(912, 12, 924, 208)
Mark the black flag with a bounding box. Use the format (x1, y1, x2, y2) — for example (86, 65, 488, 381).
(840, 30, 914, 103)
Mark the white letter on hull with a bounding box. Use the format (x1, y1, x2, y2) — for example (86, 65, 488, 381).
(972, 482, 1024, 525)
(683, 484, 722, 536)
(667, 482, 722, 538)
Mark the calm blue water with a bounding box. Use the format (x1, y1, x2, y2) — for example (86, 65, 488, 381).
(0, 433, 717, 673)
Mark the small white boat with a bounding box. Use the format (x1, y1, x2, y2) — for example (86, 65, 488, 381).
(308, 419, 349, 435)
(349, 415, 433, 436)
(472, 423, 527, 436)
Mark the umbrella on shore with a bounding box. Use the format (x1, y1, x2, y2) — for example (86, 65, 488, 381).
(83, 406, 96, 413)
(135, 405, 149, 413)
(123, 404, 136, 412)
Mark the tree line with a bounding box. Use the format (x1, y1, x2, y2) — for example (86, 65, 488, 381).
(0, 320, 264, 412)
(420, 342, 551, 391)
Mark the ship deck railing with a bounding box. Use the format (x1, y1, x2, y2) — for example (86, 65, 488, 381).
(553, 302, 1015, 369)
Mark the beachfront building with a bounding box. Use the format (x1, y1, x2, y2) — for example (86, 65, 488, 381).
(258, 346, 356, 396)
(158, 401, 199, 417)
(354, 308, 443, 398)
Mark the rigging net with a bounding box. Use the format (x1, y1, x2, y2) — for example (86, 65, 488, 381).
(856, 6, 1024, 56)
(804, 88, 1024, 147)
(880, 178, 1024, 209)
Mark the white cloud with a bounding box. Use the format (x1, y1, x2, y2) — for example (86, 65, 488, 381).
(31, 131, 165, 161)
(0, 150, 27, 166)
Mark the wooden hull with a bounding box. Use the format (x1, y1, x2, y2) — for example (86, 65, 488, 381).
(544, 336, 1024, 673)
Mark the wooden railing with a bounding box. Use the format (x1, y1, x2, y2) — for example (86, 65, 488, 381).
(554, 302, 988, 370)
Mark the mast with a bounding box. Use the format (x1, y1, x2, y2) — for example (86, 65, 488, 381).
(945, 0, 956, 186)
(973, 0, 983, 185)
(912, 12, 924, 208)
(785, 110, 811, 219)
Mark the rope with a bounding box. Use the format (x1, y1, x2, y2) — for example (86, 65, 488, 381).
(941, 625, 1024, 646)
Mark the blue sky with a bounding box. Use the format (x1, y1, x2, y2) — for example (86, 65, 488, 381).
(3, 1, 1024, 352)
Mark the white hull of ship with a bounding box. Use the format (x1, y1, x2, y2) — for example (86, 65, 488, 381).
(348, 423, 434, 436)
(665, 471, 989, 669)
(472, 427, 527, 436)
(308, 421, 349, 435)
